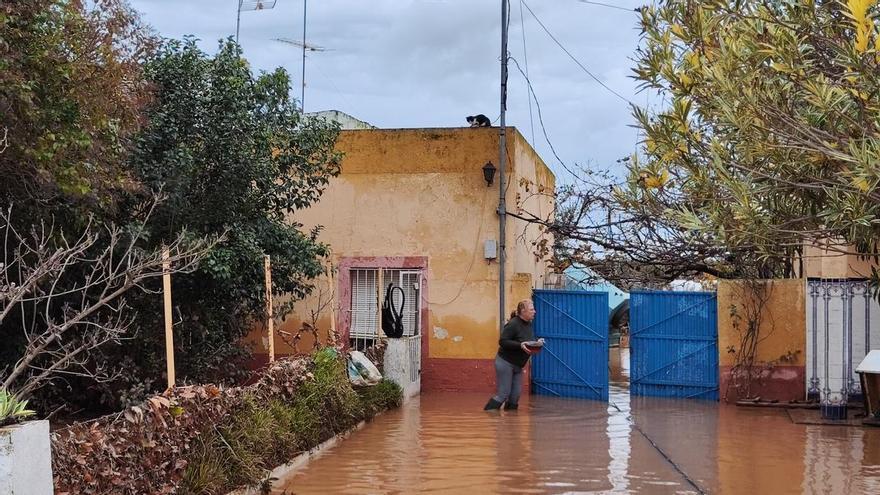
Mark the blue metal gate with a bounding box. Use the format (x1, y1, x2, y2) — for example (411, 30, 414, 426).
(531, 290, 609, 401)
(630, 291, 718, 400)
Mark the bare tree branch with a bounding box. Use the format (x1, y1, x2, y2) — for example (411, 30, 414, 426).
(0, 201, 218, 397)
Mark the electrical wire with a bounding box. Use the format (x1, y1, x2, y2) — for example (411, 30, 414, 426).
(308, 55, 360, 117)
(509, 56, 584, 181)
(520, 0, 635, 105)
(577, 0, 640, 12)
(519, 0, 536, 145)
(505, 0, 513, 38)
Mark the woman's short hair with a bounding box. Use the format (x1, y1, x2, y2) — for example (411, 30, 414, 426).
(510, 299, 533, 319)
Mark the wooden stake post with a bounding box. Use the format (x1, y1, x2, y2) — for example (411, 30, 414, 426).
(329, 262, 338, 344)
(162, 246, 175, 390)
(265, 255, 275, 363)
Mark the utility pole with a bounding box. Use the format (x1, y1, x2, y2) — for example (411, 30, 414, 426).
(236, 0, 243, 43)
(300, 0, 308, 112)
(498, 0, 509, 333)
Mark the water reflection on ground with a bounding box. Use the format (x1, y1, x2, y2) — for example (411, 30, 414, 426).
(277, 348, 880, 494)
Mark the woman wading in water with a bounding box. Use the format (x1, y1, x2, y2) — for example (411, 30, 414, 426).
(484, 299, 542, 411)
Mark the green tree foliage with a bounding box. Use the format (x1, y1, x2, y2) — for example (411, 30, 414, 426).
(0, 0, 164, 413)
(622, 0, 880, 274)
(108, 38, 342, 398)
(1, 2, 341, 413)
(0, 0, 154, 213)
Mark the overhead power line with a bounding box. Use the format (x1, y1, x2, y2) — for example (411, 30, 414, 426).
(520, 0, 635, 105)
(519, 0, 536, 145)
(577, 0, 641, 12)
(509, 55, 584, 181)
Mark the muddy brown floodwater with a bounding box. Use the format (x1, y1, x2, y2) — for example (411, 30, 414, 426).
(276, 349, 880, 494)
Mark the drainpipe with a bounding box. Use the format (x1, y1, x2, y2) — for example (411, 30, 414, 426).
(498, 0, 509, 333)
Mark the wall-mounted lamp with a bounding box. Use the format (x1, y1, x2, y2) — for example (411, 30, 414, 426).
(482, 161, 497, 186)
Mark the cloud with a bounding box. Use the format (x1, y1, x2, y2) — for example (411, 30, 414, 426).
(130, 0, 646, 180)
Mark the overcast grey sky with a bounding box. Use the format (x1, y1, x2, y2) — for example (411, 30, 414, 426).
(130, 0, 647, 180)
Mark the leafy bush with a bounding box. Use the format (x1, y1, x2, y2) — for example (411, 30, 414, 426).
(358, 379, 404, 417)
(0, 389, 35, 427)
(108, 37, 343, 405)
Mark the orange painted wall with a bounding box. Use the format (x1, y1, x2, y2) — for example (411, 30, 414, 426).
(717, 279, 806, 367)
(717, 279, 806, 401)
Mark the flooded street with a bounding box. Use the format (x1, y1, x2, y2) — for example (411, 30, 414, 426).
(277, 350, 880, 494)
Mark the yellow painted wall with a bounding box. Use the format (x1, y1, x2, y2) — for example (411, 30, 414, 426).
(717, 279, 806, 367)
(247, 127, 555, 361)
(510, 131, 556, 284)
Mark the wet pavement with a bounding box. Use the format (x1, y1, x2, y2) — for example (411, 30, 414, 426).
(276, 349, 880, 494)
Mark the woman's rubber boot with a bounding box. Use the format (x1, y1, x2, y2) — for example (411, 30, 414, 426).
(483, 398, 503, 411)
(504, 402, 518, 411)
